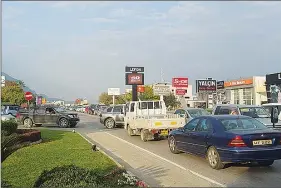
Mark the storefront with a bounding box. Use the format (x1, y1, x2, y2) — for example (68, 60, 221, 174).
(223, 77, 267, 105)
(266, 72, 281, 103)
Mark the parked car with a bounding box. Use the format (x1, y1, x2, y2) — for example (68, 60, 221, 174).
(1, 104, 20, 117)
(262, 103, 281, 120)
(168, 115, 281, 170)
(1, 113, 16, 121)
(212, 104, 281, 129)
(88, 104, 98, 115)
(96, 105, 108, 116)
(18, 106, 80, 128)
(174, 108, 210, 123)
(100, 105, 125, 129)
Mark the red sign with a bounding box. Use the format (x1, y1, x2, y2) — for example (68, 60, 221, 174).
(172, 78, 188, 88)
(176, 89, 186, 96)
(25, 92, 33, 101)
(137, 85, 145, 93)
(126, 73, 144, 85)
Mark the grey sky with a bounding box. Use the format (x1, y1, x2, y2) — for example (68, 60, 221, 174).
(2, 1, 281, 102)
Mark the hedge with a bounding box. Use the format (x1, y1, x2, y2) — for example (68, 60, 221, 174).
(1, 120, 18, 136)
(17, 129, 42, 143)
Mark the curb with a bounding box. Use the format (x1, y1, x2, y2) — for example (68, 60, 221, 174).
(77, 131, 149, 187)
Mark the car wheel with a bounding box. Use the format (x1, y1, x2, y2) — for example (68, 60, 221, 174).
(168, 136, 180, 154)
(127, 125, 134, 136)
(207, 146, 225, 170)
(104, 118, 115, 129)
(59, 118, 69, 128)
(257, 160, 274, 166)
(140, 129, 149, 142)
(23, 118, 33, 128)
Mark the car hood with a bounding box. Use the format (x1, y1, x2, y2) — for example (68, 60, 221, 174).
(255, 117, 281, 126)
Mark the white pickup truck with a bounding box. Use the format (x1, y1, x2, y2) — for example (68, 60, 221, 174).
(123, 100, 186, 142)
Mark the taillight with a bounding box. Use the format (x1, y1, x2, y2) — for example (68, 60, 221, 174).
(16, 112, 20, 119)
(228, 135, 246, 147)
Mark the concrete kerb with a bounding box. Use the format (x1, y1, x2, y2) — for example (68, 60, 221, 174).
(77, 132, 151, 187)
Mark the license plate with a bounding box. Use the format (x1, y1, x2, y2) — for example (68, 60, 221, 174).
(160, 130, 168, 136)
(252, 140, 272, 146)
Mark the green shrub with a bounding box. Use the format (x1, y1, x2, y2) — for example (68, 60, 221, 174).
(34, 165, 137, 188)
(1, 132, 23, 163)
(1, 180, 12, 188)
(1, 120, 18, 136)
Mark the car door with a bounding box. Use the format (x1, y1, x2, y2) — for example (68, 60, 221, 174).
(113, 106, 124, 123)
(176, 118, 200, 152)
(190, 118, 213, 156)
(45, 108, 59, 124)
(33, 108, 46, 124)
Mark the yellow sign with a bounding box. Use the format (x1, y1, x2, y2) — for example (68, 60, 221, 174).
(170, 121, 177, 125)
(42, 98, 46, 104)
(154, 122, 163, 126)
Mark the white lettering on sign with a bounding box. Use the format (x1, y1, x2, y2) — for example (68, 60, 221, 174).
(130, 68, 142, 72)
(198, 80, 216, 87)
(131, 76, 141, 80)
(278, 73, 281, 80)
(174, 79, 188, 84)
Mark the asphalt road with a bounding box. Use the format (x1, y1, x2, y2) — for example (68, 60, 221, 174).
(40, 113, 281, 187)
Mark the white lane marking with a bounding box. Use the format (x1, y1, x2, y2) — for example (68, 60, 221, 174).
(105, 132, 226, 187)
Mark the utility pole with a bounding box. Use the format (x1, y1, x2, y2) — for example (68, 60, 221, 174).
(160, 68, 164, 101)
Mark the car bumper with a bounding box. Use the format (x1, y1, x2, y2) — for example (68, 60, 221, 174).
(100, 117, 105, 124)
(218, 146, 281, 163)
(69, 118, 80, 123)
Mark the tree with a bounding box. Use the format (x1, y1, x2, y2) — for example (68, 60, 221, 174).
(17, 80, 26, 88)
(1, 81, 26, 105)
(164, 93, 180, 110)
(138, 85, 160, 101)
(98, 92, 113, 105)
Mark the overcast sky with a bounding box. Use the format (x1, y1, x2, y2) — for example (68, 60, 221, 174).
(2, 1, 281, 102)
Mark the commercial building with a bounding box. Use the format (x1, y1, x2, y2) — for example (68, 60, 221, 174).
(265, 72, 281, 103)
(217, 76, 267, 105)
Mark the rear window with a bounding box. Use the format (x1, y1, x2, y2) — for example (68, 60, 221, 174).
(9, 106, 19, 111)
(220, 118, 268, 131)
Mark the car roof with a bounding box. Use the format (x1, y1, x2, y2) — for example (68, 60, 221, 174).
(215, 104, 261, 108)
(196, 115, 251, 120)
(182, 108, 204, 110)
(262, 103, 281, 106)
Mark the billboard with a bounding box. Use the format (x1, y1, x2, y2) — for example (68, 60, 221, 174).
(196, 80, 217, 92)
(137, 85, 145, 93)
(176, 89, 186, 96)
(125, 73, 144, 85)
(172, 77, 188, 88)
(153, 84, 171, 96)
(217, 81, 224, 90)
(108, 88, 120, 95)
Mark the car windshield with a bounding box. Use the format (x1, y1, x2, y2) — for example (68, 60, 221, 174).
(220, 117, 268, 131)
(187, 109, 210, 118)
(239, 107, 270, 118)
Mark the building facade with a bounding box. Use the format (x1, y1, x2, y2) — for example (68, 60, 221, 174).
(266, 72, 281, 103)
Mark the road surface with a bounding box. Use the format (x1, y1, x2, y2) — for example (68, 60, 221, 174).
(42, 113, 281, 187)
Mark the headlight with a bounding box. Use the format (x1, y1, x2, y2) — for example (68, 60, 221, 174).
(68, 115, 74, 118)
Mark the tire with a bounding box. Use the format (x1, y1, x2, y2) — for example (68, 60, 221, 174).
(127, 125, 134, 136)
(207, 146, 225, 170)
(140, 129, 149, 142)
(168, 136, 180, 154)
(59, 118, 69, 128)
(257, 160, 274, 166)
(104, 118, 115, 129)
(23, 118, 33, 128)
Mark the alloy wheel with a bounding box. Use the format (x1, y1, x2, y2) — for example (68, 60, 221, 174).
(208, 148, 218, 167)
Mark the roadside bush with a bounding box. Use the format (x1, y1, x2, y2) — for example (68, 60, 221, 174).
(1, 180, 12, 188)
(1, 120, 18, 136)
(34, 165, 138, 188)
(1, 132, 23, 163)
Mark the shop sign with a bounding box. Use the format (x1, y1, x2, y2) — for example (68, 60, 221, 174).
(153, 84, 170, 96)
(137, 85, 145, 93)
(224, 78, 253, 87)
(196, 80, 217, 92)
(266, 72, 281, 84)
(125, 66, 144, 73)
(125, 73, 144, 85)
(176, 89, 186, 96)
(217, 81, 224, 89)
(172, 77, 188, 88)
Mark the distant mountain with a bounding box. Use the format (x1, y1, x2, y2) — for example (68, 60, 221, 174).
(1, 72, 63, 102)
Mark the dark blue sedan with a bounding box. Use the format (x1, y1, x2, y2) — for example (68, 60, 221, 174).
(168, 115, 281, 170)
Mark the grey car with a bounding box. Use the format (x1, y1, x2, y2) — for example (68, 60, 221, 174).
(212, 104, 281, 129)
(2, 105, 19, 117)
(100, 105, 125, 129)
(175, 108, 210, 123)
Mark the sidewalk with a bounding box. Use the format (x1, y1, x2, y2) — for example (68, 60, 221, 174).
(85, 131, 222, 187)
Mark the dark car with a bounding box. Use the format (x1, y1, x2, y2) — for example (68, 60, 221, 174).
(88, 104, 98, 115)
(168, 115, 281, 170)
(18, 106, 80, 128)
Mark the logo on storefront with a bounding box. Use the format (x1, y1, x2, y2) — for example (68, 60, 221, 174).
(224, 79, 253, 87)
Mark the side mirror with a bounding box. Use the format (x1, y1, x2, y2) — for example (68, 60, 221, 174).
(271, 106, 279, 126)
